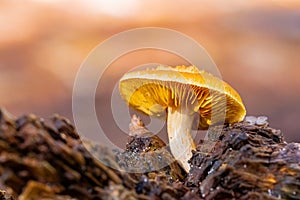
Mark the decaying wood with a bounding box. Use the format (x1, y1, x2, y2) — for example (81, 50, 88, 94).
(0, 109, 299, 199)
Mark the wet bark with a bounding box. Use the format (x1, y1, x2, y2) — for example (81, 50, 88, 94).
(0, 109, 299, 200)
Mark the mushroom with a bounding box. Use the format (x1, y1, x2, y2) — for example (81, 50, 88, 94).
(119, 65, 246, 172)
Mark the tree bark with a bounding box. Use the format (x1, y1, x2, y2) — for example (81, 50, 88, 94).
(0, 109, 299, 200)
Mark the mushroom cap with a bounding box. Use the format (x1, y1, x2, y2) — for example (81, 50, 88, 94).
(119, 65, 246, 129)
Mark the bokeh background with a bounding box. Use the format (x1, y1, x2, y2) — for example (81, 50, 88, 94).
(1, 0, 300, 146)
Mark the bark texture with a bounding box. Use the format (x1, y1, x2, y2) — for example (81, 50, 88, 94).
(0, 109, 299, 200)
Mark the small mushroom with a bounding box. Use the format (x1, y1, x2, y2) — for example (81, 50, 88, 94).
(119, 65, 246, 172)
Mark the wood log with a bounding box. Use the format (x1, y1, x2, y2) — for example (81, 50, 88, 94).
(0, 109, 299, 199)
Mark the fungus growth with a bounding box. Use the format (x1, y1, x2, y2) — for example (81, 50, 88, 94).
(119, 65, 246, 172)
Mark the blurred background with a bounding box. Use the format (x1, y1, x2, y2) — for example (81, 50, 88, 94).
(1, 0, 299, 145)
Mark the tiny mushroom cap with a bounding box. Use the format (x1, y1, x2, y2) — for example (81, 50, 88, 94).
(119, 65, 246, 172)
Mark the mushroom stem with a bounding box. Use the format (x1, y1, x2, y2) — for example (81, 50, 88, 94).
(167, 106, 196, 172)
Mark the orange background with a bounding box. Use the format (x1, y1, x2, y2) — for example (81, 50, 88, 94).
(1, 1, 299, 143)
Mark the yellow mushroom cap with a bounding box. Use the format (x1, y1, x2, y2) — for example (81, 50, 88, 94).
(119, 65, 246, 129)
